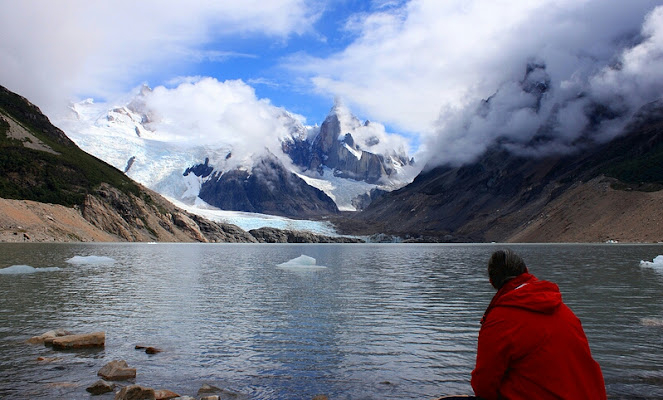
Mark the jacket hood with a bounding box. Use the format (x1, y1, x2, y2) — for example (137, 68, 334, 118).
(482, 273, 562, 323)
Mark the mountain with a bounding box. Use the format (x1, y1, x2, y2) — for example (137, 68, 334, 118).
(58, 90, 417, 220)
(0, 84, 259, 243)
(282, 102, 414, 184)
(192, 154, 339, 218)
(340, 100, 663, 243)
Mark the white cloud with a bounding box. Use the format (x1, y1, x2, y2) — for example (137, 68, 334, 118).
(4, 0, 662, 171)
(136, 77, 300, 166)
(294, 0, 663, 166)
(0, 0, 318, 115)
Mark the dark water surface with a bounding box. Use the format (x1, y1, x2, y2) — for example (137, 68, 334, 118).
(0, 243, 662, 399)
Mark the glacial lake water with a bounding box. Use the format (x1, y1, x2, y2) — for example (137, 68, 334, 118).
(0, 243, 662, 399)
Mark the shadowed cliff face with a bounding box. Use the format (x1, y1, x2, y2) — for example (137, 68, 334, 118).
(197, 155, 339, 218)
(342, 101, 663, 242)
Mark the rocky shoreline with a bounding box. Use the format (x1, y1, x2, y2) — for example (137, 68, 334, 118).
(0, 195, 364, 244)
(27, 329, 332, 400)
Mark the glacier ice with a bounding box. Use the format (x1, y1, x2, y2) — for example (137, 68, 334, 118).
(66, 256, 116, 265)
(640, 255, 663, 269)
(167, 196, 338, 235)
(0, 265, 61, 275)
(277, 255, 327, 270)
(641, 317, 663, 327)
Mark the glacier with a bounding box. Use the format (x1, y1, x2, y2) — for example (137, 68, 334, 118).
(167, 196, 338, 235)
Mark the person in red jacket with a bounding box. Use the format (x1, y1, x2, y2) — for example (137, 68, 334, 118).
(471, 249, 607, 400)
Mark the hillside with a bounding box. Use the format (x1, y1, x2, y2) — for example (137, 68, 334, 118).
(339, 101, 663, 243)
(0, 85, 259, 243)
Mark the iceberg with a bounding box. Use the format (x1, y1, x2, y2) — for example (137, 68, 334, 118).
(640, 255, 663, 269)
(0, 265, 60, 275)
(277, 255, 327, 270)
(641, 317, 663, 327)
(66, 256, 116, 265)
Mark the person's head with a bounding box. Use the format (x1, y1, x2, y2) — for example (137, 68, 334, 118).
(487, 249, 528, 289)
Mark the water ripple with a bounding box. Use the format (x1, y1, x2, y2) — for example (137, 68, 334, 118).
(1, 243, 662, 399)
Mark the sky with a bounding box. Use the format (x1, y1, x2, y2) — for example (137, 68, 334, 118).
(2, 0, 663, 169)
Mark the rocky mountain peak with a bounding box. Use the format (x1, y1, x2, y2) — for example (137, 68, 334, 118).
(284, 103, 414, 185)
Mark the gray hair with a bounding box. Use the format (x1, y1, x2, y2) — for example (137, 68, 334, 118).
(488, 249, 528, 289)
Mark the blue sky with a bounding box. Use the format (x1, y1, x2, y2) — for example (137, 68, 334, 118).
(2, 0, 663, 166)
(145, 1, 411, 127)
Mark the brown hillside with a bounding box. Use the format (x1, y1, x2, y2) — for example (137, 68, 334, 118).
(506, 176, 663, 243)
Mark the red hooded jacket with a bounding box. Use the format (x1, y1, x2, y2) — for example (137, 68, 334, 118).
(471, 273, 606, 400)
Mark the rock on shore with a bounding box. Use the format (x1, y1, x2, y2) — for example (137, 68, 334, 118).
(51, 331, 105, 349)
(26, 329, 73, 345)
(249, 227, 364, 243)
(114, 384, 155, 400)
(98, 360, 137, 380)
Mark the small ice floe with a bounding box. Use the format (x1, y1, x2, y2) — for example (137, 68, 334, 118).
(66, 255, 116, 265)
(639, 255, 663, 269)
(641, 317, 663, 327)
(0, 265, 60, 275)
(277, 255, 327, 270)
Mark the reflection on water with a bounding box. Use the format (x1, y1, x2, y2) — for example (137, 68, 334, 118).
(0, 243, 662, 399)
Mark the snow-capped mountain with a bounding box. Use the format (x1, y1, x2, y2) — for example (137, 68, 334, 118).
(283, 101, 415, 184)
(56, 84, 418, 221)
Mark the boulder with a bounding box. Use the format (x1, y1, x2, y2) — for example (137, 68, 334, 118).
(135, 344, 163, 354)
(86, 379, 115, 395)
(36, 356, 61, 362)
(114, 384, 155, 400)
(51, 331, 105, 349)
(145, 346, 162, 354)
(154, 389, 180, 400)
(197, 384, 222, 395)
(26, 329, 73, 345)
(98, 360, 137, 380)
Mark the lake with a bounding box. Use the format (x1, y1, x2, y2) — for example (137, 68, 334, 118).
(0, 243, 662, 399)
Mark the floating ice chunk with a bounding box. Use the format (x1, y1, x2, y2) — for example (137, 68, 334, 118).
(0, 265, 60, 275)
(641, 317, 663, 327)
(640, 255, 663, 269)
(66, 255, 116, 265)
(277, 255, 327, 270)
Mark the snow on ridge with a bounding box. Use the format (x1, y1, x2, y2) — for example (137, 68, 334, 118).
(296, 167, 378, 212)
(330, 100, 412, 163)
(343, 142, 363, 160)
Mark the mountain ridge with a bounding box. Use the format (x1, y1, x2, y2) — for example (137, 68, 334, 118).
(337, 99, 663, 242)
(59, 89, 417, 216)
(3, 82, 663, 243)
(0, 84, 360, 243)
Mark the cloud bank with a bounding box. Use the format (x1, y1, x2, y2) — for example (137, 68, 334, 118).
(295, 0, 663, 167)
(100, 77, 305, 170)
(0, 0, 318, 115)
(4, 0, 663, 171)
